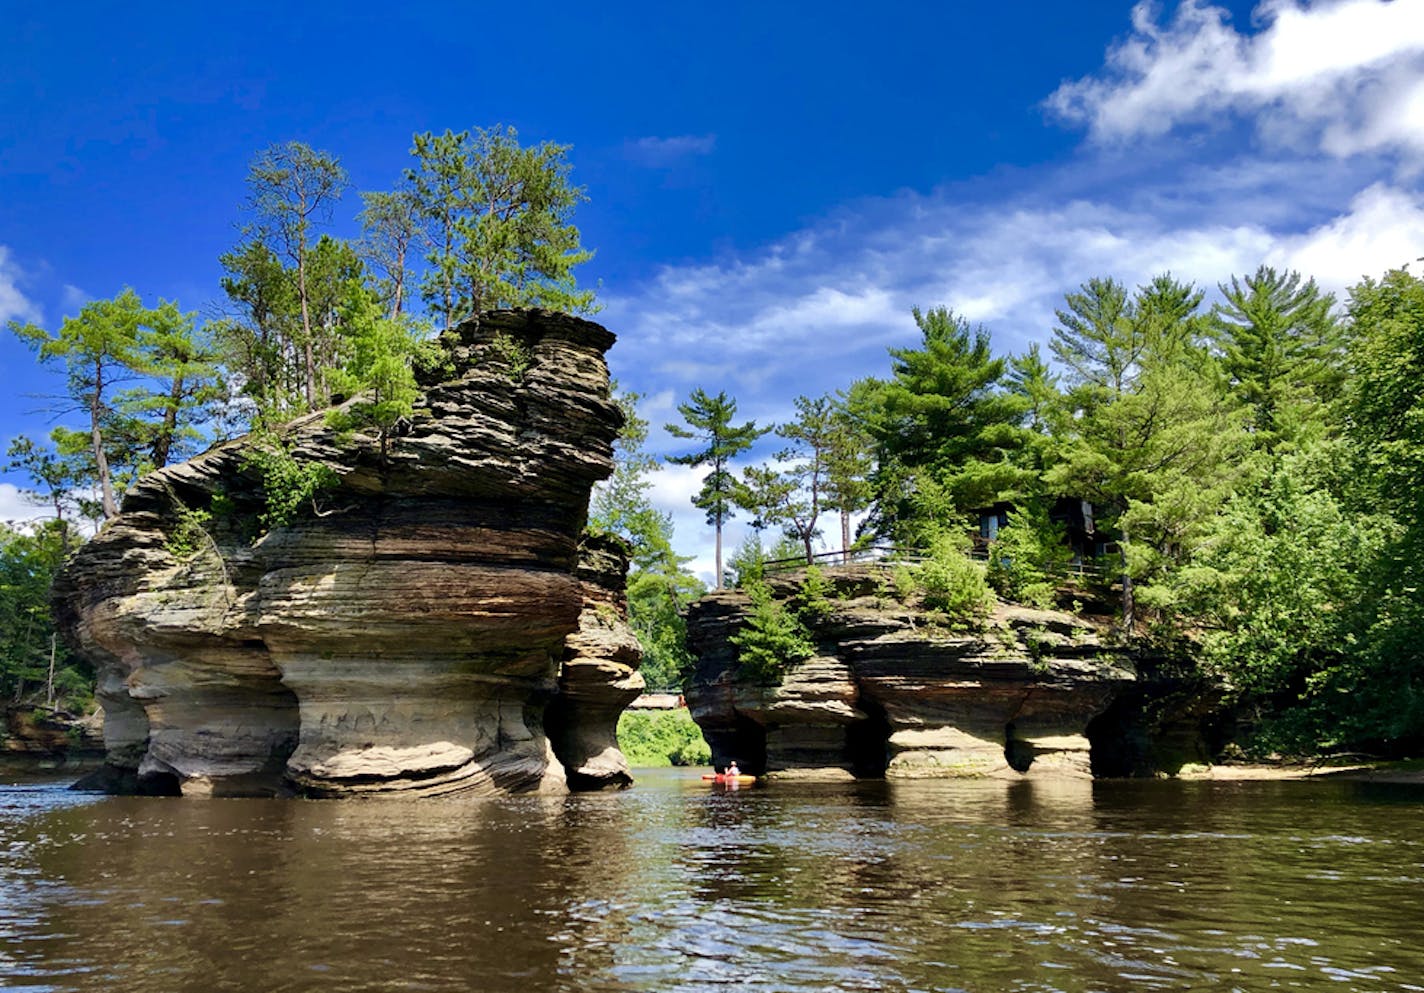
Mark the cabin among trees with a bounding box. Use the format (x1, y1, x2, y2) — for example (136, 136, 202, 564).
(974, 498, 1109, 567)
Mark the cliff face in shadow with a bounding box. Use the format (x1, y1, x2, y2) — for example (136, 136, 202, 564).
(53, 309, 643, 798)
(684, 566, 1219, 780)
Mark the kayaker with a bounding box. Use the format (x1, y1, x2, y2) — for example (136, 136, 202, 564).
(726, 760, 740, 779)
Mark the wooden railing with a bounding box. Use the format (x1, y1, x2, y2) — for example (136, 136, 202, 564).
(761, 543, 1114, 583)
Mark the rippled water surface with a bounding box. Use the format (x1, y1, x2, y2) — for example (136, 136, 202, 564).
(2, 769, 1423, 992)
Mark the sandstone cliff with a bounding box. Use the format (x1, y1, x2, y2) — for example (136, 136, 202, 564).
(54, 309, 643, 798)
(684, 566, 1214, 780)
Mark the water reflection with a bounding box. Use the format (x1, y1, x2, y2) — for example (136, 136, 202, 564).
(1, 771, 1422, 992)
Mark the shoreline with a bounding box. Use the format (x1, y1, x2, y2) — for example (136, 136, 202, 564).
(1175, 761, 1424, 784)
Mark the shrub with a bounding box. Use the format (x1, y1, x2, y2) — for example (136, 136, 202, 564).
(792, 564, 836, 620)
(986, 503, 1074, 606)
(166, 504, 213, 560)
(488, 332, 533, 383)
(915, 534, 994, 620)
(731, 579, 816, 684)
(243, 439, 339, 531)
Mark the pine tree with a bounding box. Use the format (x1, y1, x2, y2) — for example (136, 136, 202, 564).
(408, 125, 595, 327)
(666, 389, 768, 589)
(1047, 275, 1243, 633)
(854, 307, 1027, 540)
(1212, 265, 1343, 453)
(10, 289, 148, 518)
(243, 142, 349, 407)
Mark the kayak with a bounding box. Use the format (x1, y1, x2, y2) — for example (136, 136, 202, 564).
(701, 774, 757, 785)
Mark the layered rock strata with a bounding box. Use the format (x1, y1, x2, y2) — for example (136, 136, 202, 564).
(685, 567, 1140, 780)
(54, 309, 642, 798)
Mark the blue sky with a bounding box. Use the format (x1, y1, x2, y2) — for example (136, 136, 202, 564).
(4, 0, 1423, 580)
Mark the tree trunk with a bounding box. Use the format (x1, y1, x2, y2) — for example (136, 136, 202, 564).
(802, 532, 813, 565)
(1119, 523, 1134, 637)
(152, 374, 184, 469)
(90, 361, 118, 519)
(841, 510, 851, 565)
(46, 633, 56, 708)
(712, 518, 723, 589)
(296, 241, 316, 407)
(392, 240, 406, 318)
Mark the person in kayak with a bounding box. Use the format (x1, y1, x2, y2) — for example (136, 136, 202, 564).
(726, 760, 740, 779)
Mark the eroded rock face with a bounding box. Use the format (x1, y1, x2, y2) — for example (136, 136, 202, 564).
(684, 567, 1139, 780)
(55, 309, 642, 798)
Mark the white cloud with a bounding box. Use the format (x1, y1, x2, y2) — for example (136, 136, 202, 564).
(0, 246, 42, 325)
(625, 133, 717, 166)
(0, 483, 46, 528)
(1047, 0, 1424, 159)
(60, 284, 90, 315)
(604, 157, 1424, 572)
(1271, 182, 1424, 284)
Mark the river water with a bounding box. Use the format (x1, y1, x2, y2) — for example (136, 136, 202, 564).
(2, 769, 1422, 993)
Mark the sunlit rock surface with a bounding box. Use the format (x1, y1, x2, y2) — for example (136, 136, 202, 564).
(684, 567, 1155, 780)
(54, 309, 642, 797)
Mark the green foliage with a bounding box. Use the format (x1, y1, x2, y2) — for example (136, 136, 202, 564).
(487, 332, 534, 383)
(1046, 274, 1246, 632)
(1212, 265, 1343, 454)
(242, 141, 350, 411)
(1168, 446, 1373, 696)
(166, 504, 214, 560)
(356, 187, 422, 317)
(726, 532, 802, 588)
(5, 434, 88, 533)
(890, 564, 918, 603)
(730, 579, 816, 685)
(852, 306, 1031, 540)
(791, 564, 837, 619)
(616, 708, 711, 768)
(666, 388, 769, 588)
(242, 437, 339, 531)
(0, 521, 91, 710)
(8, 287, 206, 519)
(325, 287, 438, 456)
(588, 386, 705, 690)
(407, 125, 595, 327)
(912, 534, 994, 620)
(822, 391, 875, 552)
(755, 394, 840, 561)
(986, 503, 1073, 608)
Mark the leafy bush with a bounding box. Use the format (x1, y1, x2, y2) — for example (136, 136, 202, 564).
(243, 438, 339, 531)
(617, 708, 711, 767)
(731, 579, 816, 684)
(166, 504, 213, 560)
(914, 534, 994, 620)
(791, 564, 836, 620)
(890, 564, 918, 602)
(488, 332, 533, 383)
(986, 503, 1073, 608)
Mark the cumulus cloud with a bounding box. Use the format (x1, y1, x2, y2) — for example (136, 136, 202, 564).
(625, 133, 718, 166)
(0, 246, 42, 325)
(1271, 182, 1424, 284)
(1047, 0, 1424, 158)
(606, 168, 1422, 423)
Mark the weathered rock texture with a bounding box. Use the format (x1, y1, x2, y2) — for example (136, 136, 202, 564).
(54, 309, 643, 798)
(685, 567, 1156, 780)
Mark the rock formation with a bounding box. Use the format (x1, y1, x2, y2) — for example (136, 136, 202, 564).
(685, 566, 1180, 780)
(54, 309, 644, 798)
